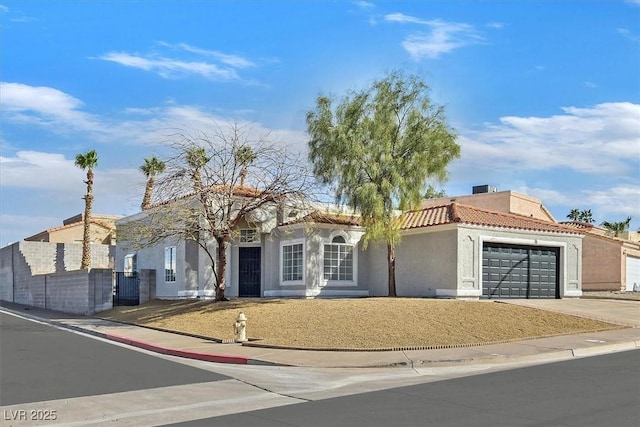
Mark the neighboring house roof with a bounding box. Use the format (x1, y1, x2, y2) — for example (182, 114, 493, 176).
(148, 184, 280, 209)
(400, 203, 583, 235)
(296, 211, 362, 226)
(560, 221, 595, 230)
(24, 219, 115, 241)
(562, 221, 640, 246)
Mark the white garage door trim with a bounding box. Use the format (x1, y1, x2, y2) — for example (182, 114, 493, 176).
(625, 256, 640, 291)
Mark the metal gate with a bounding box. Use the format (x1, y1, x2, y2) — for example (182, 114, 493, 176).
(113, 272, 140, 306)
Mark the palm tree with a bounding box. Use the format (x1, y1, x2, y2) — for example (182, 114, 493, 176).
(601, 216, 632, 237)
(186, 147, 208, 194)
(579, 209, 593, 223)
(234, 146, 256, 186)
(75, 150, 98, 269)
(140, 156, 165, 210)
(567, 209, 581, 221)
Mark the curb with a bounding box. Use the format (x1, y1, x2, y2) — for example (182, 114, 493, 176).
(104, 333, 251, 364)
(0, 307, 259, 366)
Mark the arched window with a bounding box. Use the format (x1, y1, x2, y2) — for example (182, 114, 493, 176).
(324, 234, 353, 281)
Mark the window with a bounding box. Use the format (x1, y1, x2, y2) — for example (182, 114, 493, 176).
(324, 235, 353, 281)
(164, 246, 176, 282)
(240, 229, 260, 243)
(282, 242, 304, 282)
(124, 253, 137, 277)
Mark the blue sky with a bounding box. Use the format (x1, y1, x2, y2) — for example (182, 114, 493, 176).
(1, 0, 639, 247)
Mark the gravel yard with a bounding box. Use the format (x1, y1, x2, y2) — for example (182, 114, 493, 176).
(98, 298, 621, 350)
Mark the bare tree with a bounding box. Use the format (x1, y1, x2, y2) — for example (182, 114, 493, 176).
(121, 123, 315, 301)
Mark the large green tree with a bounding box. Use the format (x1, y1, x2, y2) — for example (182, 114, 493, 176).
(75, 149, 98, 269)
(306, 71, 460, 296)
(140, 156, 166, 210)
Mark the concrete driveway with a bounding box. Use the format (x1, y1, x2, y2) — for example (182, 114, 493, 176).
(502, 299, 640, 327)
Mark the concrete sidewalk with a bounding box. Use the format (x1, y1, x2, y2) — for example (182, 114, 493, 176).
(1, 299, 638, 368)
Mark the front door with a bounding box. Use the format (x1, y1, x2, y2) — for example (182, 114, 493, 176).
(239, 247, 261, 297)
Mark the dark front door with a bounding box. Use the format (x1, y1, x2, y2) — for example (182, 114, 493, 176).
(239, 247, 261, 297)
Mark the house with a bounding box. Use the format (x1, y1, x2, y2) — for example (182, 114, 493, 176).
(561, 222, 640, 292)
(25, 213, 120, 244)
(116, 186, 584, 300)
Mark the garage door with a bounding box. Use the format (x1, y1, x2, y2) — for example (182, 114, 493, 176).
(482, 243, 559, 299)
(625, 256, 640, 291)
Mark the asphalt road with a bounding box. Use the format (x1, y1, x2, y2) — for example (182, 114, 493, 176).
(175, 349, 640, 427)
(2, 309, 639, 426)
(0, 311, 229, 406)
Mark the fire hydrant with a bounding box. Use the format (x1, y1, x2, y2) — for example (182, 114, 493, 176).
(233, 312, 247, 343)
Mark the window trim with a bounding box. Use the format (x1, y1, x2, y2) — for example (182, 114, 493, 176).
(164, 246, 177, 283)
(280, 239, 305, 286)
(321, 232, 357, 286)
(124, 253, 137, 277)
(239, 228, 261, 245)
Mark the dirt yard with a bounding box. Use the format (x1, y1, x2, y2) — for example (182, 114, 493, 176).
(98, 298, 621, 350)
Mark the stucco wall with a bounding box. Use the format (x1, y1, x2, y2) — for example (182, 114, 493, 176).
(421, 191, 554, 221)
(395, 228, 458, 297)
(581, 234, 625, 291)
(117, 236, 184, 298)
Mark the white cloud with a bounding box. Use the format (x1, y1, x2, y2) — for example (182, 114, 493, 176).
(385, 13, 428, 25)
(520, 185, 640, 224)
(1, 82, 305, 151)
(454, 102, 640, 176)
(156, 42, 256, 69)
(618, 28, 640, 42)
(353, 1, 374, 9)
(97, 42, 263, 81)
(584, 81, 598, 88)
(0, 151, 87, 190)
(0, 82, 103, 132)
(385, 13, 482, 59)
(98, 52, 241, 80)
(486, 22, 505, 29)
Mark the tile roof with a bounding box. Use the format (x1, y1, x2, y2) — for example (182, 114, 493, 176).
(559, 221, 596, 230)
(148, 185, 277, 209)
(25, 219, 114, 240)
(400, 203, 583, 234)
(284, 211, 362, 226)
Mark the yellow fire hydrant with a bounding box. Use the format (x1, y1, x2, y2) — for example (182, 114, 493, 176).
(233, 312, 247, 343)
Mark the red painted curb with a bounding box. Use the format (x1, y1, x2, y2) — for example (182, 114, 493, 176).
(105, 333, 249, 364)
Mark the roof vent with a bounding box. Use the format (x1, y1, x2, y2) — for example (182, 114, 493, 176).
(472, 185, 497, 194)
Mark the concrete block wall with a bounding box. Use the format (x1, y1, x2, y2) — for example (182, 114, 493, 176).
(139, 269, 157, 304)
(45, 269, 113, 315)
(0, 240, 116, 315)
(0, 241, 114, 306)
(90, 269, 114, 313)
(45, 271, 90, 314)
(0, 245, 14, 302)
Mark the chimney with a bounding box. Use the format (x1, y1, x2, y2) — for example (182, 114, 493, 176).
(472, 185, 497, 194)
